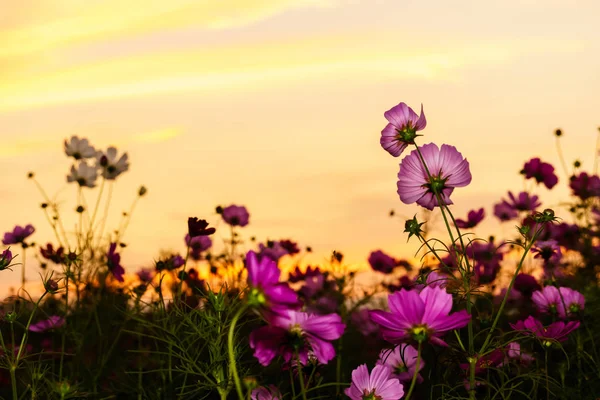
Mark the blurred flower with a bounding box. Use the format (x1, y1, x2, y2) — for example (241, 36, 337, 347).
(505, 342, 534, 365)
(185, 233, 212, 260)
(40, 243, 65, 264)
(288, 265, 321, 283)
(493, 202, 518, 221)
(187, 218, 216, 238)
(513, 273, 541, 297)
(466, 240, 505, 284)
(556, 287, 585, 318)
(29, 316, 65, 332)
(414, 270, 449, 290)
(532, 286, 561, 315)
(107, 243, 125, 282)
(569, 172, 600, 200)
(397, 143, 472, 210)
(67, 161, 98, 188)
(251, 386, 282, 400)
(96, 147, 129, 180)
(279, 239, 300, 255)
(501, 191, 541, 213)
(155, 254, 185, 272)
(510, 316, 579, 344)
(521, 158, 558, 189)
(2, 224, 35, 245)
(368, 250, 397, 274)
(351, 308, 379, 336)
(258, 241, 289, 262)
(455, 208, 485, 229)
(345, 364, 404, 400)
(249, 310, 345, 366)
(0, 249, 14, 271)
(370, 287, 470, 346)
(64, 136, 96, 160)
(378, 344, 424, 383)
(221, 205, 250, 227)
(245, 251, 300, 317)
(459, 349, 504, 383)
(380, 102, 427, 157)
(136, 268, 154, 283)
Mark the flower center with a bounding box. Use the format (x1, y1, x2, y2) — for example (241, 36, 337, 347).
(77, 178, 86, 186)
(548, 304, 557, 314)
(247, 288, 267, 307)
(395, 364, 408, 374)
(362, 389, 382, 400)
(395, 124, 417, 144)
(425, 175, 447, 195)
(288, 324, 305, 350)
(410, 324, 429, 343)
(569, 303, 580, 313)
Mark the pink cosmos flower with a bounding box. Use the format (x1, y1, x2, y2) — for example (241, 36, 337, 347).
(369, 287, 470, 347)
(40, 243, 65, 264)
(455, 208, 485, 229)
(351, 308, 379, 336)
(368, 250, 397, 274)
(249, 310, 345, 366)
(521, 158, 558, 189)
(532, 240, 562, 263)
(501, 191, 541, 213)
(397, 143, 472, 210)
(531, 286, 561, 315)
(345, 364, 404, 400)
(221, 205, 250, 227)
(29, 316, 65, 332)
(505, 342, 534, 365)
(0, 249, 14, 270)
(493, 202, 518, 221)
(510, 316, 579, 344)
(414, 270, 449, 291)
(380, 102, 427, 157)
(569, 172, 600, 200)
(288, 265, 321, 283)
(96, 147, 129, 180)
(251, 385, 282, 400)
(2, 224, 35, 245)
(377, 344, 424, 383)
(556, 287, 585, 318)
(245, 251, 300, 316)
(107, 243, 125, 282)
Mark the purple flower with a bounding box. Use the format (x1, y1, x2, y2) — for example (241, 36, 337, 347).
(531, 286, 561, 315)
(369, 287, 470, 347)
(279, 239, 300, 255)
(29, 316, 65, 332)
(251, 385, 282, 400)
(466, 240, 505, 284)
(414, 270, 449, 291)
(556, 287, 585, 318)
(345, 364, 404, 400)
(155, 254, 185, 271)
(107, 243, 125, 282)
(455, 208, 485, 229)
(505, 342, 534, 365)
(2, 224, 35, 245)
(532, 240, 562, 263)
(185, 234, 212, 252)
(258, 241, 289, 262)
(368, 250, 397, 274)
(493, 202, 518, 221)
(187, 217, 216, 238)
(570, 172, 600, 200)
(397, 143, 472, 210)
(513, 273, 541, 297)
(377, 344, 424, 383)
(510, 316, 579, 344)
(501, 191, 541, 213)
(521, 158, 558, 189)
(221, 205, 250, 227)
(351, 308, 379, 336)
(245, 251, 300, 316)
(249, 310, 345, 366)
(136, 268, 154, 283)
(40, 243, 65, 264)
(0, 249, 14, 270)
(380, 102, 427, 157)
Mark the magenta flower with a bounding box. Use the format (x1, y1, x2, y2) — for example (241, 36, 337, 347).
(136, 268, 154, 283)
(521, 158, 558, 189)
(513, 273, 541, 297)
(414, 270, 449, 291)
(2, 224, 35, 245)
(493, 202, 518, 221)
(501, 191, 541, 213)
(570, 172, 600, 200)
(380, 102, 427, 157)
(531, 286, 561, 315)
(345, 364, 404, 400)
(155, 254, 185, 271)
(185, 234, 212, 252)
(505, 342, 534, 365)
(397, 143, 472, 210)
(510, 316, 579, 344)
(466, 240, 505, 284)
(107, 243, 125, 282)
(368, 250, 397, 274)
(40, 243, 65, 264)
(251, 385, 282, 400)
(29, 316, 65, 332)
(249, 310, 345, 366)
(556, 287, 585, 318)
(279, 239, 300, 255)
(378, 344, 424, 383)
(455, 208, 485, 229)
(532, 240, 562, 264)
(221, 205, 250, 227)
(258, 241, 289, 262)
(0, 249, 14, 270)
(245, 251, 300, 316)
(369, 287, 470, 346)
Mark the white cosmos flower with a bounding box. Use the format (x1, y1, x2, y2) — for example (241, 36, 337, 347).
(96, 147, 129, 180)
(64, 136, 96, 160)
(67, 161, 98, 188)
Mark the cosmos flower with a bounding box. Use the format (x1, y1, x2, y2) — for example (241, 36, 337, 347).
(493, 202, 518, 222)
(185, 234, 212, 252)
(510, 316, 579, 345)
(345, 364, 404, 400)
(504, 342, 534, 365)
(2, 224, 35, 245)
(553, 287, 585, 318)
(397, 143, 472, 210)
(500, 191, 541, 213)
(40, 243, 65, 264)
(0, 249, 14, 270)
(569, 172, 600, 200)
(136, 268, 154, 283)
(64, 136, 96, 160)
(380, 102, 427, 157)
(521, 158, 558, 189)
(251, 386, 282, 400)
(531, 286, 561, 315)
(249, 310, 345, 366)
(221, 205, 250, 227)
(369, 287, 470, 347)
(368, 250, 397, 274)
(67, 161, 98, 188)
(455, 208, 485, 229)
(187, 217, 216, 237)
(532, 240, 562, 264)
(513, 273, 541, 297)
(258, 241, 289, 262)
(29, 316, 65, 332)
(107, 243, 125, 282)
(377, 344, 424, 383)
(96, 147, 129, 180)
(288, 265, 321, 283)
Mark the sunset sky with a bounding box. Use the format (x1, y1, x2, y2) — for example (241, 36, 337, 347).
(1, 0, 599, 291)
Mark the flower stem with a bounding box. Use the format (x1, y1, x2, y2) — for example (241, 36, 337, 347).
(227, 305, 248, 400)
(404, 342, 422, 400)
(296, 352, 308, 400)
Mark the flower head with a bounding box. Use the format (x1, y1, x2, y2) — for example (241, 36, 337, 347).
(29, 316, 65, 332)
(64, 136, 96, 160)
(368, 250, 397, 274)
(2, 224, 35, 245)
(258, 241, 289, 262)
(136, 268, 154, 283)
(288, 265, 321, 283)
(369, 287, 470, 346)
(501, 191, 541, 213)
(455, 208, 485, 229)
(251, 385, 282, 400)
(377, 344, 424, 383)
(67, 161, 98, 188)
(513, 273, 541, 297)
(187, 217, 216, 237)
(531, 240, 562, 263)
(221, 205, 250, 227)
(345, 364, 404, 400)
(521, 158, 558, 189)
(107, 243, 125, 282)
(510, 316, 579, 345)
(249, 310, 345, 366)
(493, 202, 518, 221)
(380, 102, 427, 157)
(96, 147, 129, 180)
(569, 172, 600, 200)
(397, 143, 472, 210)
(0, 249, 14, 271)
(40, 243, 65, 264)
(556, 287, 585, 318)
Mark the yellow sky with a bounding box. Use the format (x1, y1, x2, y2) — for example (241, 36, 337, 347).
(1, 0, 599, 291)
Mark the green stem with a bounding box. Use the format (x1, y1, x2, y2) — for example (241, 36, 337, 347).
(59, 265, 69, 381)
(20, 246, 27, 288)
(404, 342, 422, 400)
(296, 352, 308, 400)
(545, 349, 550, 400)
(228, 305, 248, 400)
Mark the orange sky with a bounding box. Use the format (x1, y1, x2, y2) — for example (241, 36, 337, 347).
(1, 0, 599, 291)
